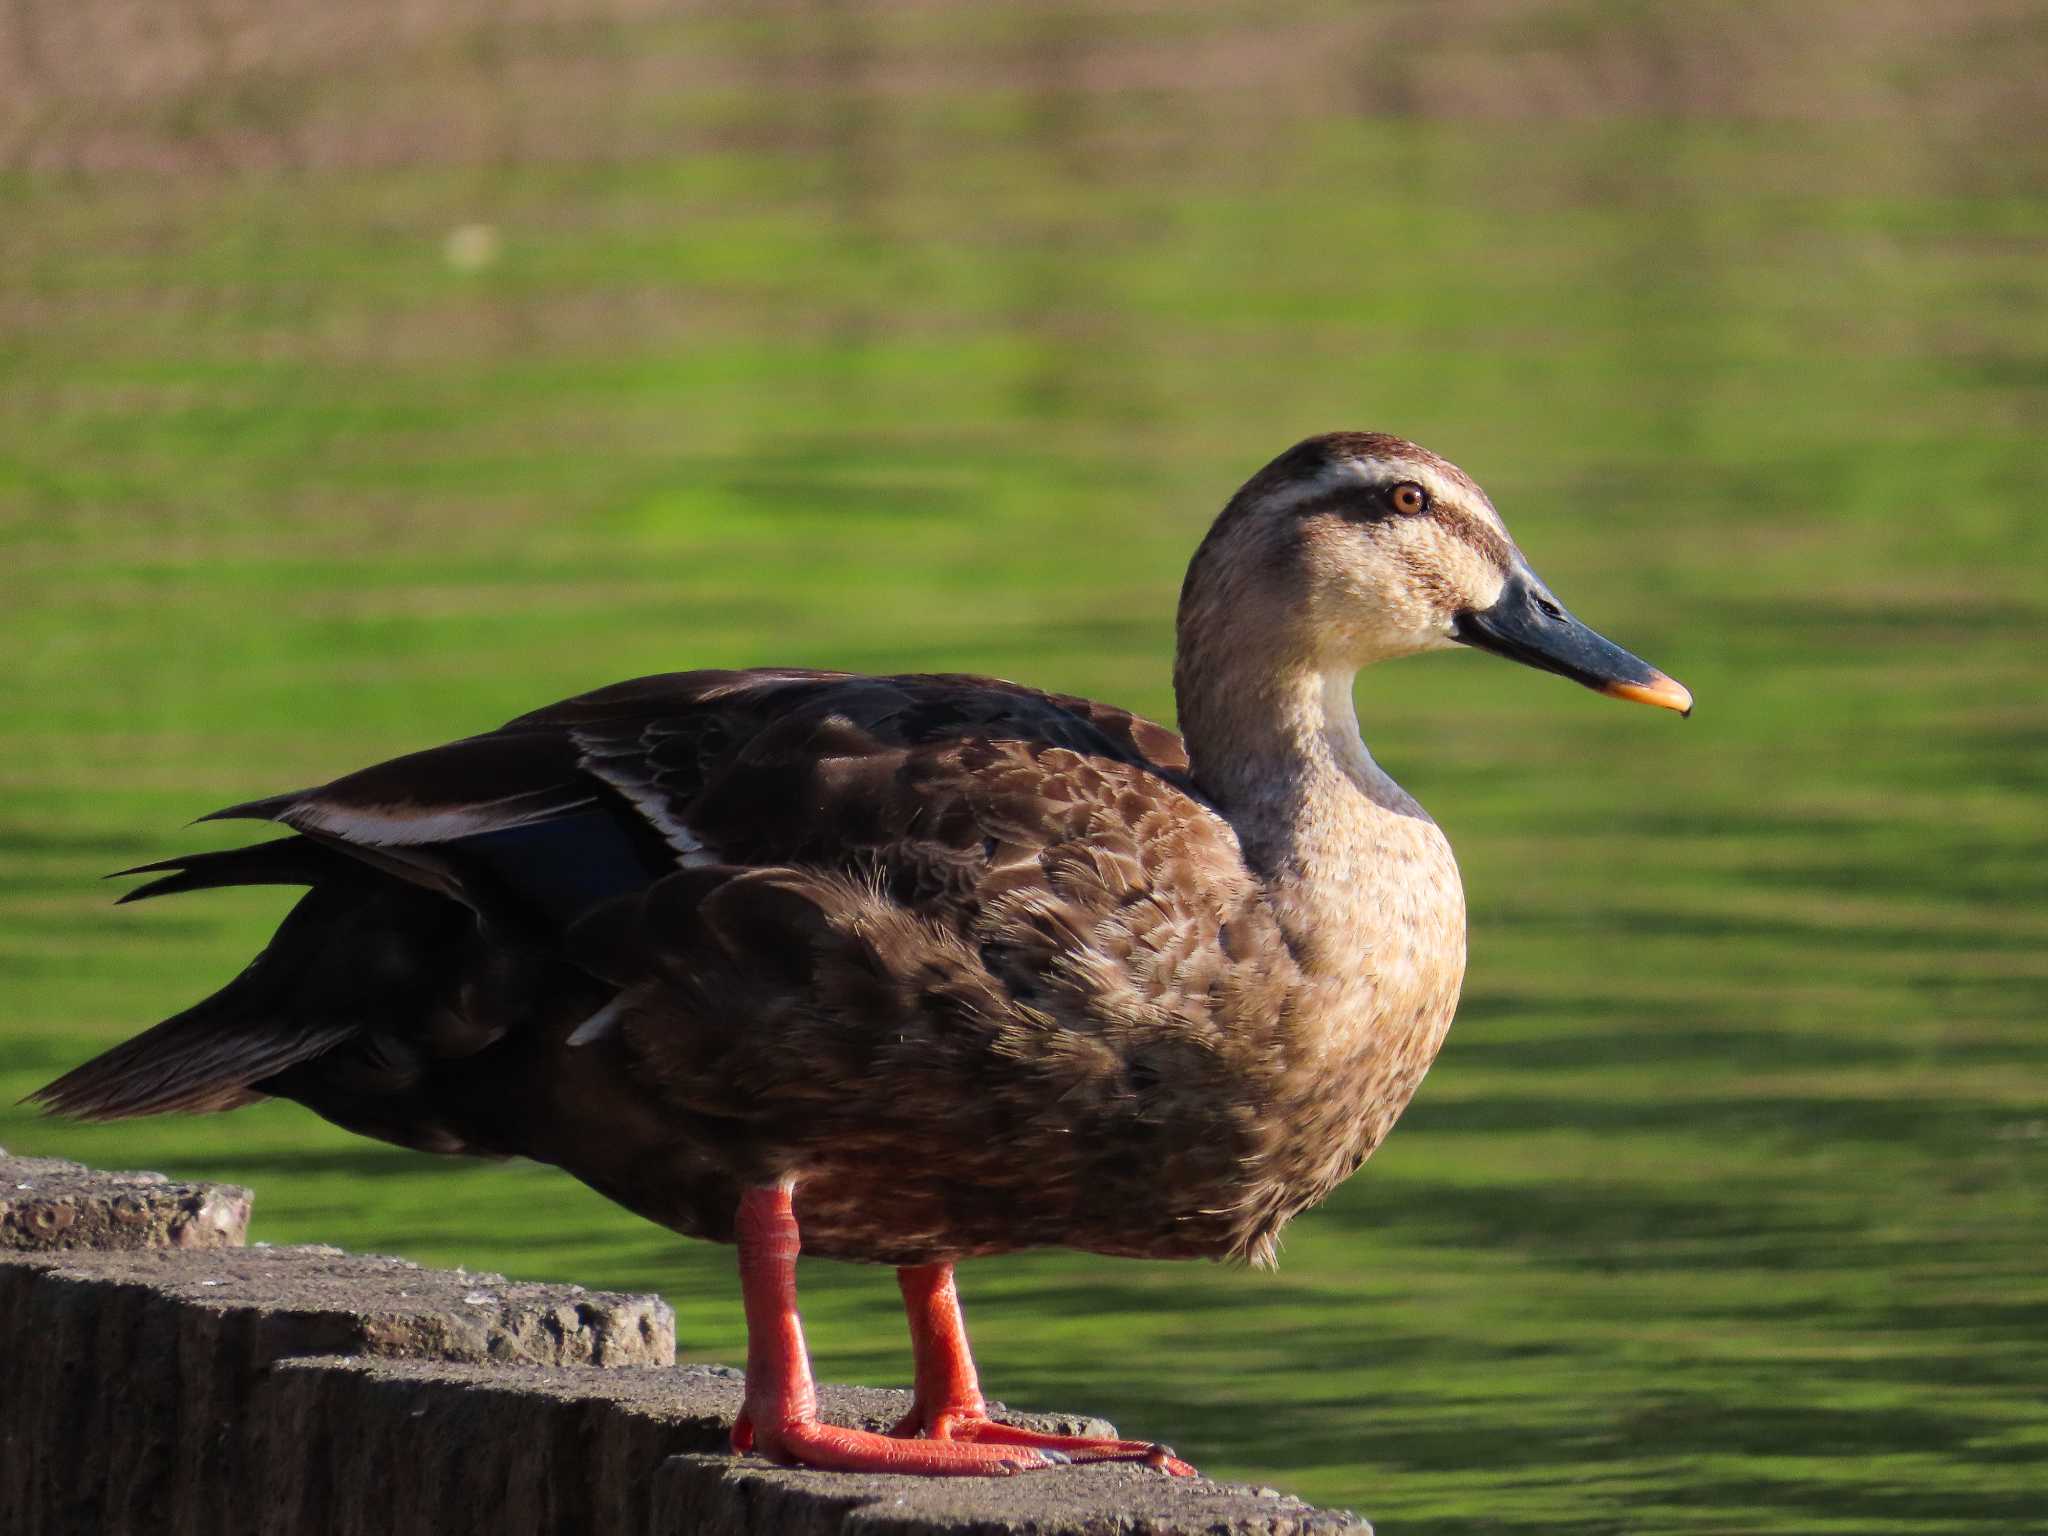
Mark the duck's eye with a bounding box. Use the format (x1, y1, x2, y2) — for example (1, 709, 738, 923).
(1389, 482, 1429, 516)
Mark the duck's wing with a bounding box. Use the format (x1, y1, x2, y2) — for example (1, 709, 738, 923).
(193, 669, 842, 915)
(201, 666, 1201, 927)
(536, 674, 1284, 1263)
(59, 666, 1272, 1254)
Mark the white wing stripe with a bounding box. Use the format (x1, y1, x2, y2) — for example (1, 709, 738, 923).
(286, 791, 599, 846)
(572, 734, 722, 868)
(567, 996, 626, 1047)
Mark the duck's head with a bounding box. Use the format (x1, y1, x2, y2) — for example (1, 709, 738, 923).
(1181, 431, 1691, 715)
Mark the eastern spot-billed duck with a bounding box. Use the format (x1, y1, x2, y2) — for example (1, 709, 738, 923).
(37, 432, 1690, 1476)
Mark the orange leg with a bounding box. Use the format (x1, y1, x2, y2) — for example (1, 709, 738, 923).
(890, 1261, 1197, 1477)
(729, 1183, 1051, 1475)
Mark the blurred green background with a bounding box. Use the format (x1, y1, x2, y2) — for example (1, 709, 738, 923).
(2, 3, 2044, 1530)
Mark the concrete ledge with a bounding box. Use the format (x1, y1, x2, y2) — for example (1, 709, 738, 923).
(0, 1151, 1369, 1535)
(10, 1243, 677, 1367)
(2, 1151, 251, 1250)
(653, 1454, 1361, 1536)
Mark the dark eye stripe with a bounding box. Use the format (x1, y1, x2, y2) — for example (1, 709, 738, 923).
(1289, 487, 1517, 570)
(1285, 489, 1394, 523)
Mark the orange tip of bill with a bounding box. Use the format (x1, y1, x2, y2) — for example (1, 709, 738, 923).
(1602, 671, 1694, 717)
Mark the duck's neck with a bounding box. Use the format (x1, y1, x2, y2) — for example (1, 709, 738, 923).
(1174, 635, 1440, 968)
(1178, 643, 1419, 851)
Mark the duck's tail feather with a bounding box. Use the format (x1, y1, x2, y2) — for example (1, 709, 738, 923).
(33, 842, 433, 1121)
(110, 836, 336, 905)
(29, 976, 360, 1120)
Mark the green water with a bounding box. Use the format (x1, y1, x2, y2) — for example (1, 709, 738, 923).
(2, 6, 2043, 1530)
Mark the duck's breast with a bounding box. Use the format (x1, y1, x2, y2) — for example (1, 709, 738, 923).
(1220, 791, 1468, 1266)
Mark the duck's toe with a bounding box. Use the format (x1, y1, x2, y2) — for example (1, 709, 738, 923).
(745, 1415, 1056, 1476)
(923, 1412, 1198, 1477)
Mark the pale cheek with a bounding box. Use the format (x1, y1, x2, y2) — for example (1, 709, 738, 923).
(1365, 584, 1449, 658)
(1416, 626, 1463, 654)
(1470, 565, 1509, 610)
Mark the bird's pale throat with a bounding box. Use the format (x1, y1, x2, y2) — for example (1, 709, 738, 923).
(1176, 642, 1417, 868)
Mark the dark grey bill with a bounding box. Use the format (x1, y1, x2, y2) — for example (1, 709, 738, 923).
(1453, 563, 1693, 715)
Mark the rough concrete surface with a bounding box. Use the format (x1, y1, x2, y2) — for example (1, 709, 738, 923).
(655, 1455, 1365, 1536)
(0, 1154, 1370, 1535)
(254, 1359, 1362, 1536)
(1, 1148, 250, 1251)
(13, 1241, 679, 1367)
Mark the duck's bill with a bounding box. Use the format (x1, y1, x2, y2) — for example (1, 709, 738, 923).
(1454, 563, 1693, 717)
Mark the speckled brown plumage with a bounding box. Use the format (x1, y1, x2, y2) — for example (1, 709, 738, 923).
(37, 431, 1688, 1283)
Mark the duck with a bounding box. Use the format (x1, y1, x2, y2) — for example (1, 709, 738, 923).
(35, 431, 1690, 1477)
